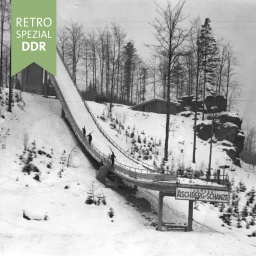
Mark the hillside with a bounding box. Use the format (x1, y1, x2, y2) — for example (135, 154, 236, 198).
(87, 101, 239, 172)
(0, 92, 256, 256)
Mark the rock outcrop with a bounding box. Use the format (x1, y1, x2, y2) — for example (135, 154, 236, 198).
(195, 112, 244, 166)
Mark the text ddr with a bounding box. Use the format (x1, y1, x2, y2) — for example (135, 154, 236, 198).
(22, 42, 46, 51)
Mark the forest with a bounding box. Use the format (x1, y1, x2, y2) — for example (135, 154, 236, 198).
(0, 0, 254, 165)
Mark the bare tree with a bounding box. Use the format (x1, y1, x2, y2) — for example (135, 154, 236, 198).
(64, 21, 84, 86)
(150, 0, 191, 161)
(109, 24, 126, 112)
(88, 31, 98, 91)
(0, 0, 10, 88)
(57, 28, 68, 62)
(147, 55, 158, 99)
(187, 17, 201, 164)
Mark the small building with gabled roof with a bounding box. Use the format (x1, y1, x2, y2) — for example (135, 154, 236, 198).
(130, 98, 179, 115)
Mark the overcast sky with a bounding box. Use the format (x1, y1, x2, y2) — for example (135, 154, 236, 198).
(57, 0, 256, 126)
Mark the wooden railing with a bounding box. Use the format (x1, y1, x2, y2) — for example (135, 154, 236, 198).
(49, 53, 163, 180)
(50, 50, 229, 189)
(83, 101, 156, 171)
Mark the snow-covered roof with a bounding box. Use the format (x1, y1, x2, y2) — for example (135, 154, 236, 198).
(130, 98, 179, 110)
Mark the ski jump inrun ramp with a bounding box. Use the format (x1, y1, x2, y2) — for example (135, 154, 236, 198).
(49, 53, 229, 194)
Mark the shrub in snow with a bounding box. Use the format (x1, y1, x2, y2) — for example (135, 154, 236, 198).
(248, 231, 256, 237)
(22, 164, 40, 175)
(38, 149, 47, 155)
(33, 174, 40, 182)
(242, 206, 249, 218)
(251, 204, 256, 216)
(237, 215, 242, 228)
(96, 194, 106, 206)
(250, 216, 255, 226)
(227, 206, 233, 214)
(246, 188, 255, 205)
(234, 205, 239, 215)
(246, 222, 251, 229)
(85, 188, 95, 205)
(178, 166, 185, 177)
(58, 170, 63, 178)
(143, 155, 149, 160)
(194, 170, 204, 179)
(108, 207, 114, 218)
(47, 162, 52, 169)
(26, 151, 33, 164)
(238, 181, 247, 192)
(219, 203, 225, 212)
(185, 167, 193, 178)
(220, 213, 232, 226)
(100, 114, 106, 121)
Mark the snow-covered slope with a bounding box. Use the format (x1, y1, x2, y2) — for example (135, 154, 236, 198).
(51, 54, 142, 169)
(87, 101, 235, 172)
(0, 93, 256, 256)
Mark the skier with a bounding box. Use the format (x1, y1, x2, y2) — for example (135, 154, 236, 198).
(110, 152, 116, 166)
(82, 126, 86, 137)
(87, 133, 92, 145)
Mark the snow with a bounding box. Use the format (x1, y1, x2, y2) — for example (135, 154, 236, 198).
(0, 92, 256, 255)
(53, 54, 142, 169)
(87, 101, 233, 172)
(222, 122, 239, 128)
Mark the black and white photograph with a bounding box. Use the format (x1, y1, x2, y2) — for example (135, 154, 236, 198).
(1, 0, 256, 255)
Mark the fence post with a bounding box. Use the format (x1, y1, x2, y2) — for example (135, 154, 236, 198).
(157, 191, 164, 231)
(188, 200, 194, 231)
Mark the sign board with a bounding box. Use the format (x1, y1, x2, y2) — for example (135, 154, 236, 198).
(175, 187, 230, 203)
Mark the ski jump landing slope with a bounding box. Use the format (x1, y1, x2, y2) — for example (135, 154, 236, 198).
(49, 53, 229, 194)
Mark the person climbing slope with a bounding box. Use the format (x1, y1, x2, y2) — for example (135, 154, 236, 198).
(87, 132, 92, 145)
(110, 151, 116, 166)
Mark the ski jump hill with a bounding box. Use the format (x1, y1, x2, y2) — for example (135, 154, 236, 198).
(48, 53, 230, 231)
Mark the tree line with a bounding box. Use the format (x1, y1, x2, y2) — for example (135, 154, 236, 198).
(56, 0, 242, 168)
(1, 0, 246, 168)
(57, 4, 240, 114)
(57, 22, 148, 108)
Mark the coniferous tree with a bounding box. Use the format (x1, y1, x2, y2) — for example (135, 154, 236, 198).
(250, 215, 256, 226)
(237, 215, 242, 228)
(251, 204, 256, 216)
(242, 205, 249, 219)
(197, 18, 219, 119)
(123, 42, 137, 104)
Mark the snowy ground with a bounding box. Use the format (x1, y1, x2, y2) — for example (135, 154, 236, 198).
(87, 101, 235, 173)
(0, 93, 256, 256)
